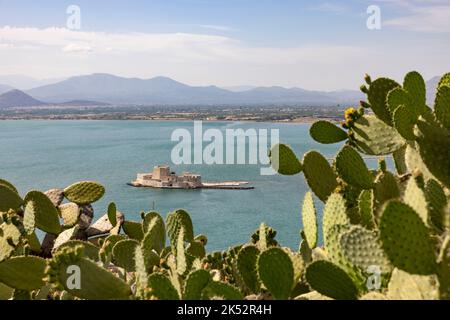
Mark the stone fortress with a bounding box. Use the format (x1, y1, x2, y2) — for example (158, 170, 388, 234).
(130, 165, 254, 190)
(134, 165, 202, 189)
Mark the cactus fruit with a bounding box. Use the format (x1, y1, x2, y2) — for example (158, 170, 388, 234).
(183, 269, 211, 300)
(352, 115, 405, 155)
(147, 273, 180, 300)
(380, 201, 437, 275)
(269, 143, 302, 175)
(301, 192, 318, 248)
(309, 121, 348, 144)
(0, 256, 46, 291)
(23, 191, 61, 235)
(336, 146, 373, 189)
(0, 185, 23, 212)
(236, 245, 260, 294)
(302, 151, 338, 202)
(257, 247, 294, 300)
(63, 181, 105, 205)
(305, 260, 359, 300)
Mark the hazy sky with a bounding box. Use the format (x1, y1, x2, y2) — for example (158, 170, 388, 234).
(0, 0, 449, 90)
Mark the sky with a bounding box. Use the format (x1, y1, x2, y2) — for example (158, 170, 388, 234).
(0, 0, 449, 90)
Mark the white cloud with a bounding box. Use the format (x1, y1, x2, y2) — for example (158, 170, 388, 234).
(384, 5, 450, 32)
(309, 2, 349, 14)
(0, 26, 449, 90)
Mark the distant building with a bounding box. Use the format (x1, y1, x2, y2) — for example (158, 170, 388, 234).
(135, 165, 202, 189)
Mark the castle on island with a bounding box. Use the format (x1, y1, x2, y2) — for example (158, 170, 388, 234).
(134, 165, 202, 189)
(129, 165, 254, 190)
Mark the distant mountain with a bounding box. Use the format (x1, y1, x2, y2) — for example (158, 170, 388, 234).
(27, 73, 364, 106)
(0, 84, 14, 95)
(0, 75, 66, 90)
(0, 90, 45, 108)
(222, 85, 258, 92)
(426, 76, 440, 105)
(56, 100, 110, 107)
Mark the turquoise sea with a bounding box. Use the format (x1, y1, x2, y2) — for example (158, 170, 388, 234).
(0, 120, 356, 251)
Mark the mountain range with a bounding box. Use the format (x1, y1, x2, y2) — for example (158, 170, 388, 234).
(0, 73, 442, 108)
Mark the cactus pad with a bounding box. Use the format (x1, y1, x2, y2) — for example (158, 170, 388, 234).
(352, 115, 405, 155)
(0, 256, 46, 291)
(257, 247, 294, 300)
(339, 225, 391, 274)
(301, 192, 318, 248)
(201, 281, 243, 300)
(323, 193, 349, 246)
(147, 273, 180, 300)
(305, 260, 359, 300)
(404, 177, 429, 226)
(336, 145, 373, 189)
(183, 269, 211, 300)
(47, 246, 132, 300)
(107, 202, 117, 226)
(166, 209, 194, 247)
(122, 221, 144, 241)
(0, 185, 23, 212)
(23, 191, 61, 235)
(0, 178, 18, 194)
(237, 245, 260, 294)
(0, 220, 23, 262)
(54, 240, 100, 261)
(425, 179, 447, 230)
(59, 203, 81, 228)
(387, 268, 439, 300)
(415, 121, 450, 188)
(367, 77, 400, 124)
(358, 190, 375, 230)
(434, 85, 450, 129)
(302, 151, 337, 202)
(310, 121, 348, 144)
(269, 143, 302, 175)
(380, 201, 437, 275)
(63, 181, 105, 205)
(142, 212, 166, 253)
(112, 239, 140, 272)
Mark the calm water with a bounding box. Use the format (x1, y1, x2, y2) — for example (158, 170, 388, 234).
(0, 120, 348, 251)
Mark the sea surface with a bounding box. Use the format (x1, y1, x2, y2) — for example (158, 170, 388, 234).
(0, 120, 380, 251)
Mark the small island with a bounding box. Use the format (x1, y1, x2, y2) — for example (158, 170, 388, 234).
(128, 165, 254, 190)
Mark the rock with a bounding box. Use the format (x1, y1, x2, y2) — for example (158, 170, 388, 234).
(86, 211, 124, 237)
(44, 189, 64, 207)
